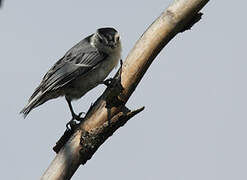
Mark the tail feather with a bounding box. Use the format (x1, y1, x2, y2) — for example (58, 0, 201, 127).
(20, 92, 43, 118)
(20, 104, 34, 118)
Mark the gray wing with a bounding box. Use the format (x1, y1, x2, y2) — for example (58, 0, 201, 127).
(29, 38, 107, 101)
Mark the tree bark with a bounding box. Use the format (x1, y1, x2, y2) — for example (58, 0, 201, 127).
(41, 0, 210, 179)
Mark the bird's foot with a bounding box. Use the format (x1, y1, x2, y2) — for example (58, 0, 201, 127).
(103, 78, 118, 88)
(66, 119, 78, 131)
(66, 112, 85, 130)
(101, 59, 124, 89)
(73, 112, 85, 121)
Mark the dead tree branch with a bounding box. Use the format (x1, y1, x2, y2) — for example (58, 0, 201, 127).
(41, 0, 210, 179)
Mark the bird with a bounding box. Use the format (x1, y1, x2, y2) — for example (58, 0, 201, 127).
(20, 27, 122, 126)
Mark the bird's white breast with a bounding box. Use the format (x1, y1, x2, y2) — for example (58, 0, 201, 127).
(67, 45, 121, 100)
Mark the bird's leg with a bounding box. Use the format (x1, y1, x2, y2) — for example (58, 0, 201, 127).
(65, 97, 84, 130)
(102, 59, 124, 88)
(104, 60, 124, 125)
(66, 97, 84, 120)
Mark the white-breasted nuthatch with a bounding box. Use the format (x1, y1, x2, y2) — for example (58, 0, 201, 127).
(20, 27, 122, 124)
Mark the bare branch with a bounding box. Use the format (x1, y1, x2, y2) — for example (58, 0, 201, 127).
(41, 0, 210, 179)
(79, 106, 145, 165)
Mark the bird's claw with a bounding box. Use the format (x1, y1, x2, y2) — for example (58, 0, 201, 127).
(66, 112, 85, 130)
(103, 78, 118, 88)
(66, 119, 78, 130)
(102, 59, 124, 89)
(74, 112, 84, 121)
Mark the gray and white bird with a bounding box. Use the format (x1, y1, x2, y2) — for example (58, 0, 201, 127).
(20, 27, 121, 123)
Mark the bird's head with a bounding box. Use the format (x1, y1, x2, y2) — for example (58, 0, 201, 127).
(91, 27, 121, 53)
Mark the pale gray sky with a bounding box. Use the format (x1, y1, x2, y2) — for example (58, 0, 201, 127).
(1, 0, 246, 179)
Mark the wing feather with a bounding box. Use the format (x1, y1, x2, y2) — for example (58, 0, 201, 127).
(29, 37, 107, 101)
(41, 51, 107, 92)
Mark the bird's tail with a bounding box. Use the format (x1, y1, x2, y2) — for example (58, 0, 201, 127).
(20, 91, 44, 118)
